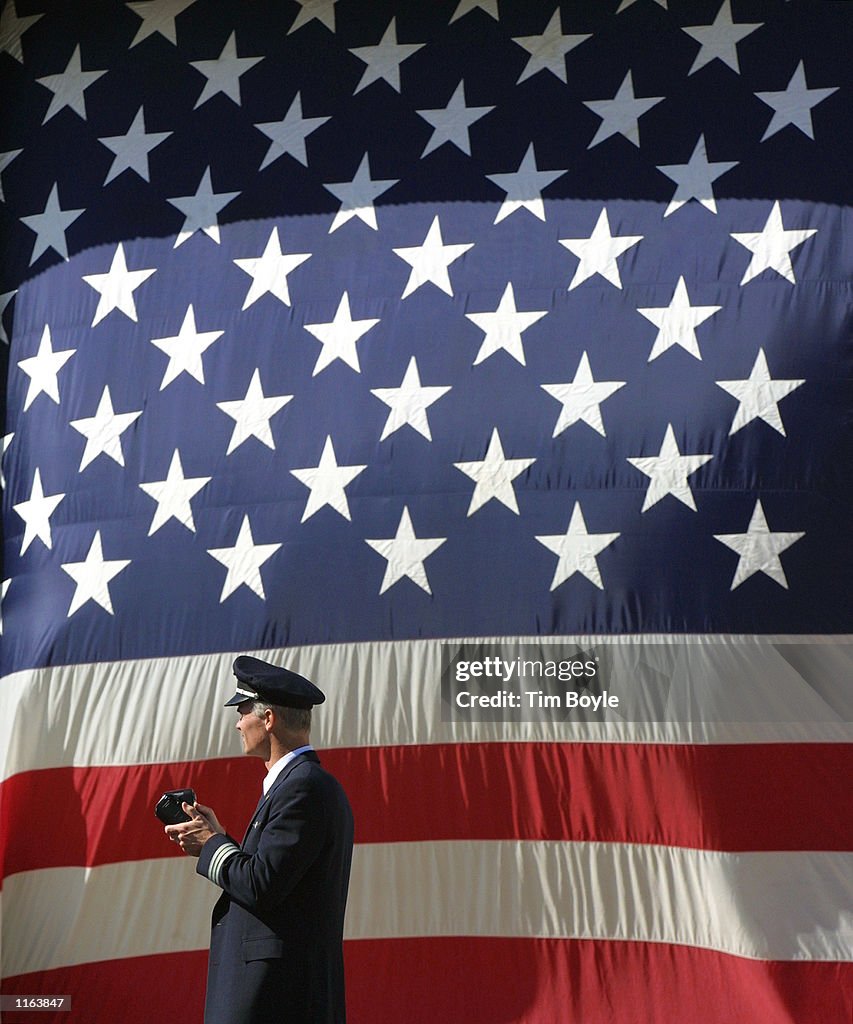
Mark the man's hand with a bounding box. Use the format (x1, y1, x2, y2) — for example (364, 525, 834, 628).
(165, 802, 225, 857)
(193, 802, 225, 834)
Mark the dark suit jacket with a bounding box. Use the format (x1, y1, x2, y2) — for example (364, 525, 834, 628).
(197, 751, 354, 1024)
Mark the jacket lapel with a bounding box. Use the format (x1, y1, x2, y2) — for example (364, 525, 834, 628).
(240, 791, 267, 845)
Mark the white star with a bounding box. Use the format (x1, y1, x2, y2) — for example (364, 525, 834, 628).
(20, 182, 85, 265)
(83, 243, 157, 326)
(716, 348, 804, 436)
(303, 291, 380, 376)
(627, 423, 712, 512)
(17, 324, 75, 411)
(13, 468, 65, 554)
(715, 500, 804, 590)
(291, 435, 367, 522)
(98, 106, 172, 185)
(657, 134, 738, 217)
(126, 0, 197, 47)
(70, 385, 142, 471)
(139, 448, 210, 535)
(233, 227, 311, 309)
(486, 142, 568, 224)
(617, 0, 667, 10)
(255, 91, 330, 169)
(0, 148, 23, 203)
(0, 290, 15, 345)
(349, 18, 424, 94)
(512, 9, 591, 85)
(682, 0, 762, 75)
(0, 1, 42, 62)
(366, 506, 446, 595)
(756, 61, 839, 142)
(36, 44, 107, 123)
(417, 80, 494, 158)
(191, 30, 263, 109)
(167, 166, 239, 247)
(61, 532, 131, 616)
(541, 351, 625, 437)
(731, 201, 817, 286)
(465, 282, 547, 366)
(216, 368, 293, 455)
(637, 276, 721, 362)
(371, 356, 451, 441)
(150, 304, 224, 389)
(324, 153, 398, 232)
(0, 578, 9, 636)
(393, 215, 473, 299)
(536, 502, 619, 591)
(288, 0, 337, 34)
(207, 515, 281, 602)
(454, 428, 535, 516)
(449, 0, 499, 23)
(559, 207, 642, 290)
(584, 70, 664, 148)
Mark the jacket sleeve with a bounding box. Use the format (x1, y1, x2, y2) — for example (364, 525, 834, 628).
(196, 767, 327, 912)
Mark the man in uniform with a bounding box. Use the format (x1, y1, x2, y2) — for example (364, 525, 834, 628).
(166, 655, 354, 1024)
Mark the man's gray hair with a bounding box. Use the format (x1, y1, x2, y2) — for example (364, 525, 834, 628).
(252, 701, 312, 734)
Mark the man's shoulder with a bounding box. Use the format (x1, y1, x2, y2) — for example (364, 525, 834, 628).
(275, 753, 348, 801)
(267, 754, 354, 842)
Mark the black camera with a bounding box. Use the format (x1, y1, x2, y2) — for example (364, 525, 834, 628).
(154, 788, 197, 824)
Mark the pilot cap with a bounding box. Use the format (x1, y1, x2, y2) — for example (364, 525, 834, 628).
(224, 655, 326, 709)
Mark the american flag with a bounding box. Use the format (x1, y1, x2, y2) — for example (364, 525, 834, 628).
(1, 0, 851, 1021)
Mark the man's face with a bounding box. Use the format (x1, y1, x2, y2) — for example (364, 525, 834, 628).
(235, 701, 269, 759)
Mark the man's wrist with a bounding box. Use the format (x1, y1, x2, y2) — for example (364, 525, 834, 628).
(197, 832, 240, 885)
(200, 835, 241, 886)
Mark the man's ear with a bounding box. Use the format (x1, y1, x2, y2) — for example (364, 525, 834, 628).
(263, 706, 276, 733)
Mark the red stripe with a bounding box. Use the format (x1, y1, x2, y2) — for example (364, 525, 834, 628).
(348, 938, 853, 1024)
(2, 741, 850, 880)
(2, 939, 851, 1024)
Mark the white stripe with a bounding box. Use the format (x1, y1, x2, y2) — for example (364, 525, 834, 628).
(1, 637, 851, 782)
(2, 842, 851, 977)
(207, 842, 240, 887)
(349, 841, 853, 961)
(1, 857, 214, 978)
